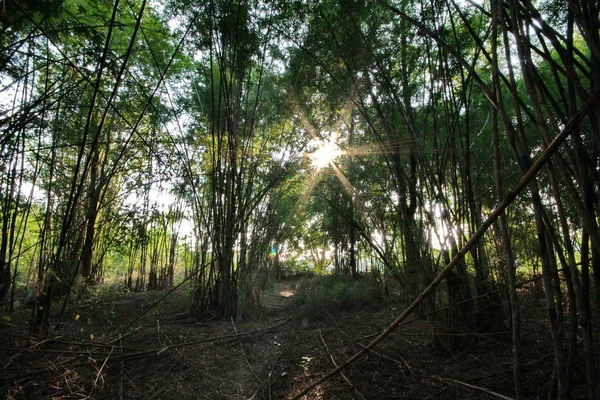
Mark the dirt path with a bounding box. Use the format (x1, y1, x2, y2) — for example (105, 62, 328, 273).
(121, 280, 299, 400)
(262, 280, 297, 310)
(217, 280, 298, 399)
(0, 280, 300, 400)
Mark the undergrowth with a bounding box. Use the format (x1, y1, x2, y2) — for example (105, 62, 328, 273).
(289, 274, 388, 320)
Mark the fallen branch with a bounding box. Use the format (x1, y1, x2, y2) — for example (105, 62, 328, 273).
(154, 313, 293, 355)
(232, 317, 260, 383)
(30, 336, 62, 348)
(109, 326, 142, 345)
(89, 347, 114, 397)
(439, 377, 514, 400)
(318, 329, 366, 400)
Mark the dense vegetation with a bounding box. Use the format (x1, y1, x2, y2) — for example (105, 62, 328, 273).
(1, 0, 599, 398)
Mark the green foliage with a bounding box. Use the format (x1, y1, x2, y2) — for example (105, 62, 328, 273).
(281, 259, 315, 277)
(289, 274, 384, 320)
(88, 281, 130, 302)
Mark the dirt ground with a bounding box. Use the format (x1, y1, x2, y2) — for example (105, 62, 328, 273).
(0, 279, 565, 399)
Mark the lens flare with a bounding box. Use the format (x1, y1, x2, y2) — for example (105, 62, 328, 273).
(310, 141, 341, 169)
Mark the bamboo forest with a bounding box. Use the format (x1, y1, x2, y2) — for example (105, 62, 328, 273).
(0, 0, 599, 398)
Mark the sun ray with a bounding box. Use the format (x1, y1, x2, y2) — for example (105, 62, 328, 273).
(288, 88, 319, 141)
(284, 168, 321, 222)
(330, 161, 355, 197)
(344, 138, 417, 157)
(330, 94, 355, 133)
(328, 160, 380, 230)
(303, 169, 321, 199)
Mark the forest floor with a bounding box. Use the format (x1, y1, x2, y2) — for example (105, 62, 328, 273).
(0, 278, 569, 399)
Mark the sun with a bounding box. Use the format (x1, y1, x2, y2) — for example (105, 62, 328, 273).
(310, 140, 342, 169)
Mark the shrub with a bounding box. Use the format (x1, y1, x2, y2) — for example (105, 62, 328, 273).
(289, 274, 383, 320)
(281, 260, 315, 278)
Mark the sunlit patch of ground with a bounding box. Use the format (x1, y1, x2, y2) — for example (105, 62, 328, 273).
(279, 289, 295, 298)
